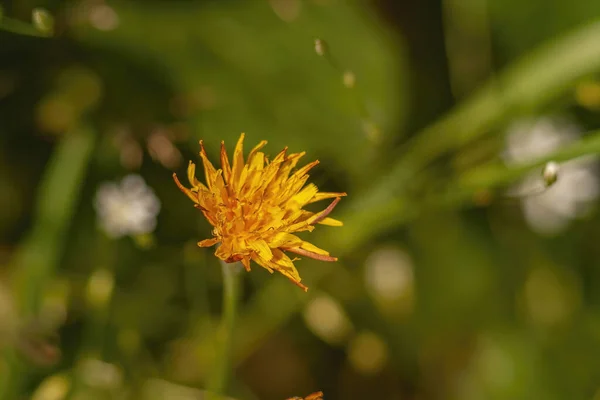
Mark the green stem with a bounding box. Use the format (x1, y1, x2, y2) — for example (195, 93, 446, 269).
(207, 262, 241, 399)
(458, 130, 600, 188)
(317, 40, 379, 141)
(0, 16, 50, 37)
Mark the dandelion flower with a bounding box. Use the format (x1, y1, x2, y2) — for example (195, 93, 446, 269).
(173, 133, 346, 291)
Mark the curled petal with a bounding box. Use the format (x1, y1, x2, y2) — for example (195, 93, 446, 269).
(173, 173, 198, 204)
(287, 197, 343, 231)
(310, 197, 342, 225)
(286, 247, 337, 262)
(247, 140, 268, 164)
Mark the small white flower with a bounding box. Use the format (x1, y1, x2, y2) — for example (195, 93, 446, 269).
(94, 175, 161, 238)
(505, 117, 599, 234)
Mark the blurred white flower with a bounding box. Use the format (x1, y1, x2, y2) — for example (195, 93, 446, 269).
(88, 4, 119, 31)
(364, 246, 414, 300)
(347, 331, 388, 375)
(303, 294, 353, 345)
(505, 117, 599, 234)
(364, 246, 415, 315)
(94, 175, 161, 238)
(79, 358, 122, 389)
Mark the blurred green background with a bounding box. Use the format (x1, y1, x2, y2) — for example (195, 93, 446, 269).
(2, 0, 600, 399)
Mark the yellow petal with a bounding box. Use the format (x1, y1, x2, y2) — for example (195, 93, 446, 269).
(200, 210, 218, 228)
(198, 238, 220, 247)
(230, 133, 245, 192)
(251, 254, 274, 273)
(318, 217, 343, 226)
(241, 257, 251, 271)
(250, 239, 273, 261)
(240, 173, 259, 198)
(249, 151, 264, 172)
(291, 183, 319, 206)
(173, 173, 199, 204)
(215, 240, 233, 260)
(213, 170, 228, 202)
(300, 241, 330, 256)
(271, 249, 298, 273)
(255, 249, 308, 291)
(186, 161, 208, 190)
(272, 146, 288, 164)
(199, 140, 218, 190)
(247, 140, 268, 164)
(258, 160, 283, 193)
(307, 191, 347, 204)
(286, 197, 341, 232)
(220, 141, 232, 185)
(237, 164, 249, 191)
(274, 152, 305, 183)
(277, 174, 310, 203)
(290, 160, 319, 181)
(269, 232, 303, 248)
(285, 152, 306, 169)
(304, 197, 342, 225)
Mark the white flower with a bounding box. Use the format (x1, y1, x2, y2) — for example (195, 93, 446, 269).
(505, 117, 599, 234)
(303, 294, 353, 345)
(94, 175, 161, 238)
(364, 246, 414, 302)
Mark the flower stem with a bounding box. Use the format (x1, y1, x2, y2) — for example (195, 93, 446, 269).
(207, 262, 241, 400)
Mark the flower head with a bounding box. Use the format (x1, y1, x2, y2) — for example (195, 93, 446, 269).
(505, 117, 598, 234)
(94, 174, 161, 238)
(173, 133, 346, 291)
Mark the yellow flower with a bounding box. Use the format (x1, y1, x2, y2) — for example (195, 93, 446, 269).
(173, 133, 346, 291)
